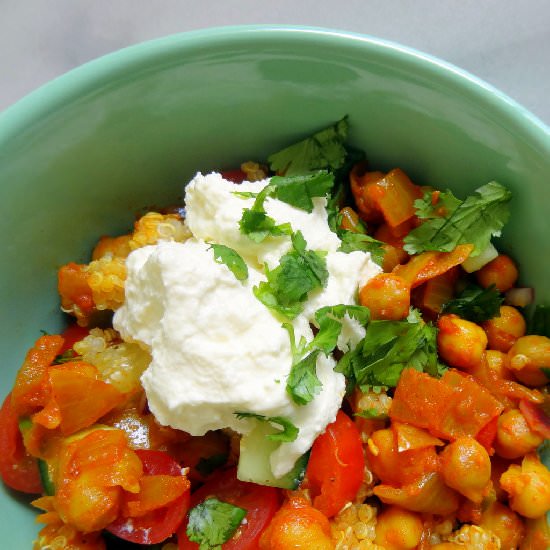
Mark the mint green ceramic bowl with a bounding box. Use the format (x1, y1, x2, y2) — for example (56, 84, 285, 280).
(0, 25, 549, 546)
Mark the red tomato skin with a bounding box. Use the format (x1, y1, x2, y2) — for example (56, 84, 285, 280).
(305, 410, 365, 518)
(178, 468, 281, 550)
(106, 450, 190, 545)
(0, 392, 42, 493)
(59, 324, 90, 354)
(221, 169, 248, 183)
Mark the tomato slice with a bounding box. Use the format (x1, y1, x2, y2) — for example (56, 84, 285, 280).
(178, 468, 281, 550)
(305, 410, 365, 518)
(106, 450, 190, 545)
(0, 392, 42, 493)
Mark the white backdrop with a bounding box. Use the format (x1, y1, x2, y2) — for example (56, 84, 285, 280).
(1, 0, 549, 124)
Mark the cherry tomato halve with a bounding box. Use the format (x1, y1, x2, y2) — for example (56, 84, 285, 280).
(305, 410, 365, 518)
(106, 449, 190, 545)
(221, 169, 248, 184)
(0, 393, 42, 493)
(178, 468, 281, 550)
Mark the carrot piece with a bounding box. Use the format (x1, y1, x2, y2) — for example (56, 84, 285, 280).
(11, 335, 64, 416)
(32, 362, 125, 436)
(366, 169, 423, 228)
(349, 164, 385, 223)
(390, 368, 503, 440)
(58, 262, 95, 313)
(122, 474, 190, 518)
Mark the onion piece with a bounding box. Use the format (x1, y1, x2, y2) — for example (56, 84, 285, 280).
(461, 242, 498, 273)
(505, 287, 534, 307)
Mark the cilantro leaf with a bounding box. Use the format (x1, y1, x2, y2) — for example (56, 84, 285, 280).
(234, 412, 299, 442)
(355, 407, 388, 420)
(442, 284, 503, 323)
(186, 497, 247, 550)
(528, 304, 550, 338)
(403, 182, 512, 256)
(311, 305, 370, 354)
(209, 244, 248, 281)
(254, 231, 328, 320)
(538, 439, 550, 470)
(268, 117, 349, 176)
(338, 231, 385, 266)
(337, 310, 441, 389)
(238, 183, 293, 243)
(286, 350, 323, 406)
(270, 172, 335, 212)
(53, 349, 78, 364)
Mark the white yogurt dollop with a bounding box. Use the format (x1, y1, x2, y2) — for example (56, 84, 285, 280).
(114, 172, 381, 477)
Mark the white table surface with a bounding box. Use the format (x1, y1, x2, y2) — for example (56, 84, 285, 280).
(1, 0, 549, 125)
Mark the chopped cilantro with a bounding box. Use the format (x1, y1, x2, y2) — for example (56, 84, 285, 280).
(403, 182, 512, 256)
(336, 310, 441, 389)
(53, 349, 78, 364)
(195, 454, 228, 477)
(234, 412, 299, 442)
(270, 172, 335, 212)
(254, 231, 328, 320)
(355, 407, 388, 420)
(238, 183, 292, 243)
(338, 231, 385, 266)
(284, 305, 370, 405)
(268, 117, 349, 176)
(528, 304, 550, 338)
(186, 498, 247, 550)
(209, 244, 248, 281)
(537, 440, 550, 470)
(442, 284, 503, 323)
(286, 350, 323, 406)
(311, 305, 370, 354)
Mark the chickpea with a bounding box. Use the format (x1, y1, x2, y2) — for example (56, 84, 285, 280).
(485, 349, 514, 381)
(259, 496, 333, 550)
(440, 437, 491, 503)
(430, 545, 462, 549)
(494, 409, 543, 459)
(437, 314, 487, 370)
(500, 452, 550, 519)
(374, 506, 423, 549)
(507, 335, 550, 387)
(476, 254, 518, 292)
(359, 273, 410, 321)
(479, 501, 525, 550)
(482, 305, 526, 353)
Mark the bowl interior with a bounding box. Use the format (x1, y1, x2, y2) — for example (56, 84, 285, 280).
(0, 26, 549, 545)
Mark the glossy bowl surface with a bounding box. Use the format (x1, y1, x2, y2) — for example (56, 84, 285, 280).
(0, 25, 548, 546)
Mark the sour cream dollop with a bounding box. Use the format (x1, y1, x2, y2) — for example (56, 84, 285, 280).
(114, 172, 381, 477)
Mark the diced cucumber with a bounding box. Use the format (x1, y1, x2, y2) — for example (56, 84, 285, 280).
(237, 423, 309, 489)
(38, 459, 55, 496)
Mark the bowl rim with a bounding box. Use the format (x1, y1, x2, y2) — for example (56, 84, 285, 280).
(0, 24, 548, 147)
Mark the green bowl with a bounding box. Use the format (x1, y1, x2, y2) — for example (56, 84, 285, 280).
(0, 25, 548, 546)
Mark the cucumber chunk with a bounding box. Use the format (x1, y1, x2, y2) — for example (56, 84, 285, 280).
(237, 424, 309, 489)
(38, 459, 55, 496)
